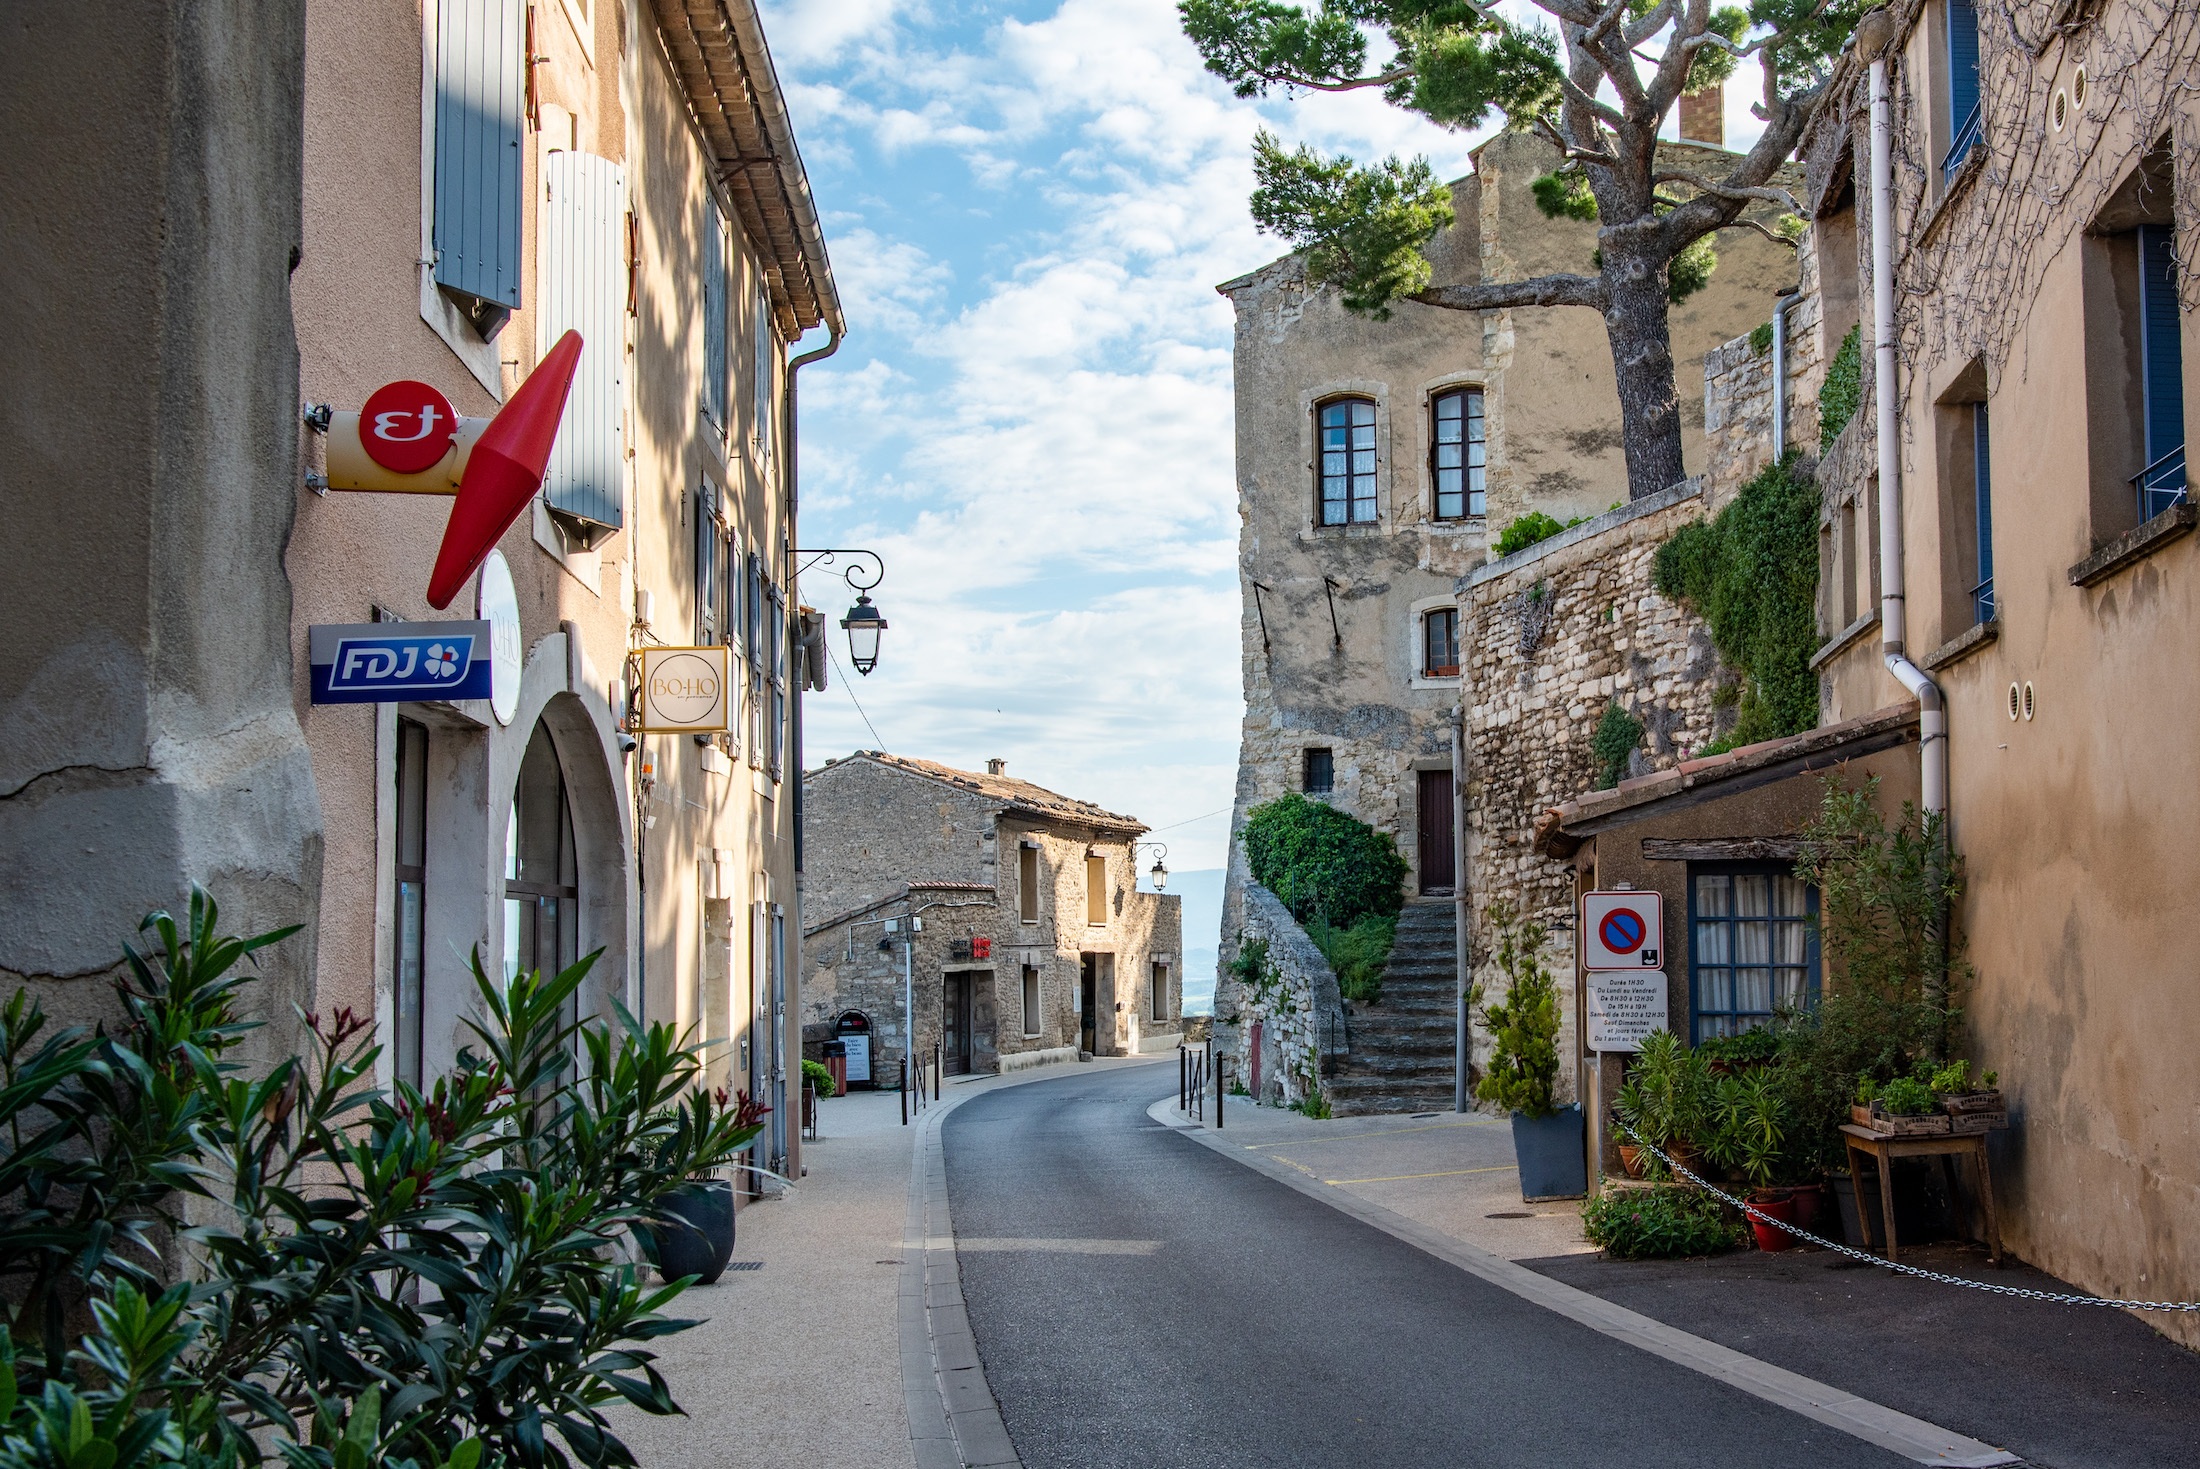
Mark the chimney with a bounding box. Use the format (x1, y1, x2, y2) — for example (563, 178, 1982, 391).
(1678, 84, 1724, 148)
(986, 758, 1007, 776)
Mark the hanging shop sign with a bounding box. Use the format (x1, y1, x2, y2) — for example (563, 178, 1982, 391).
(308, 621, 494, 704)
(1587, 970, 1668, 1052)
(476, 550, 523, 726)
(636, 646, 731, 733)
(1581, 889, 1664, 970)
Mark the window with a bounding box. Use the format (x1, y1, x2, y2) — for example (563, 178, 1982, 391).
(695, 481, 721, 644)
(1021, 966, 1041, 1036)
(1971, 405, 1995, 621)
(745, 553, 766, 765)
(1085, 854, 1107, 926)
(505, 723, 580, 993)
(2136, 222, 2187, 520)
(754, 286, 777, 456)
(1688, 866, 1817, 1041)
(1019, 844, 1041, 922)
(1150, 963, 1169, 1022)
(1317, 398, 1378, 526)
(768, 581, 787, 778)
(394, 719, 430, 1091)
(433, 0, 524, 337)
(701, 204, 729, 434)
(1941, 0, 1981, 183)
(1302, 747, 1334, 794)
(1422, 607, 1460, 678)
(1431, 387, 1486, 519)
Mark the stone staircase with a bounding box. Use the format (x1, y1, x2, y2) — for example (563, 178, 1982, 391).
(1324, 899, 1461, 1116)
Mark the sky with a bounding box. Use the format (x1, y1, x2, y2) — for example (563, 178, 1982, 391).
(764, 0, 1772, 890)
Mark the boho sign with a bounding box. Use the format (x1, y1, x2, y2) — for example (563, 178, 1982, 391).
(637, 646, 731, 733)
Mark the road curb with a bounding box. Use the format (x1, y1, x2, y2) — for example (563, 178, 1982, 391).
(1146, 1095, 2023, 1469)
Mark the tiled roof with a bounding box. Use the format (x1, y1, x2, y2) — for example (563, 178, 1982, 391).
(811, 752, 1148, 836)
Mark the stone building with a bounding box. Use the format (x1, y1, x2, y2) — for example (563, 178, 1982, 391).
(801, 753, 1182, 1079)
(1214, 121, 1797, 1109)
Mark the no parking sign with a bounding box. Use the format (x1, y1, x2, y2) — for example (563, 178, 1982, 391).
(1581, 890, 1663, 970)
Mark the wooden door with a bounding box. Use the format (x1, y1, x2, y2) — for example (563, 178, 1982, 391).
(1417, 769, 1456, 895)
(1079, 956, 1098, 1055)
(942, 976, 973, 1076)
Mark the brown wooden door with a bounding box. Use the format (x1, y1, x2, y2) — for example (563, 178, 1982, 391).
(942, 975, 974, 1075)
(1417, 769, 1456, 895)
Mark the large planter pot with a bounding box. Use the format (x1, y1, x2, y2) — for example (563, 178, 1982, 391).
(1829, 1171, 1865, 1247)
(1788, 1182, 1828, 1243)
(1747, 1189, 1799, 1252)
(1512, 1106, 1587, 1201)
(1616, 1142, 1647, 1179)
(646, 1179, 737, 1285)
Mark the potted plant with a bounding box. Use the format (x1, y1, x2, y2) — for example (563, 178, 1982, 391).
(1615, 1029, 1711, 1181)
(1853, 1073, 1950, 1136)
(1929, 1059, 2007, 1134)
(1704, 1069, 1806, 1250)
(1476, 901, 1584, 1200)
(646, 1086, 771, 1285)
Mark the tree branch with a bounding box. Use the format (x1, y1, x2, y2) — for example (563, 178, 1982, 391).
(1266, 65, 1417, 94)
(1411, 273, 1609, 313)
(1654, 171, 1803, 215)
(1721, 215, 1802, 248)
(1533, 115, 1620, 168)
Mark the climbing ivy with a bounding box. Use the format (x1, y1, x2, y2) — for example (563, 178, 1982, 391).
(1589, 702, 1645, 789)
(1818, 324, 1862, 450)
(1653, 455, 1820, 751)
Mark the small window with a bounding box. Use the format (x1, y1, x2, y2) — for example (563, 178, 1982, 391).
(1689, 866, 1817, 1042)
(394, 719, 430, 1090)
(2136, 223, 2187, 521)
(1302, 748, 1334, 794)
(1431, 387, 1486, 519)
(1422, 607, 1460, 678)
(1317, 398, 1378, 526)
(1942, 0, 1981, 182)
(1022, 966, 1041, 1036)
(1085, 854, 1107, 926)
(1150, 963, 1169, 1022)
(1019, 844, 1041, 922)
(1971, 404, 1995, 622)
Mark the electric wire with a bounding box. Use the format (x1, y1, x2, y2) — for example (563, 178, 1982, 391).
(826, 639, 886, 752)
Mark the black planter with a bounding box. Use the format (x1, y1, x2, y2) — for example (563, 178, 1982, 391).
(1830, 1171, 1865, 1247)
(1512, 1105, 1587, 1201)
(646, 1179, 736, 1285)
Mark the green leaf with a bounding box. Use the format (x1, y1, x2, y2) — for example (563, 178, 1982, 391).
(1250, 131, 1454, 318)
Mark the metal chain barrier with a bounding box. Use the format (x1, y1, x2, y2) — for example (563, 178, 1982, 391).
(1615, 1123, 2200, 1312)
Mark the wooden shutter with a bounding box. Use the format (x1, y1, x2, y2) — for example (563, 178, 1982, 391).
(1086, 856, 1107, 925)
(433, 0, 524, 311)
(540, 151, 627, 533)
(694, 481, 717, 644)
(702, 207, 729, 433)
(2138, 224, 2186, 468)
(1945, 0, 1980, 153)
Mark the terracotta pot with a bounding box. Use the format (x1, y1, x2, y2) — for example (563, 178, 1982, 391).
(1788, 1182, 1827, 1242)
(1747, 1189, 1799, 1252)
(1617, 1142, 1647, 1179)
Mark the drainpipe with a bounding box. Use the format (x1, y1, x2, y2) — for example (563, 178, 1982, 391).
(1868, 51, 1948, 816)
(1771, 288, 1799, 459)
(1450, 703, 1471, 1112)
(785, 319, 841, 880)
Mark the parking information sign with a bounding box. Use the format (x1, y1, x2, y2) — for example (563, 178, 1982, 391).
(309, 622, 494, 704)
(1588, 971, 1668, 1052)
(1582, 890, 1663, 970)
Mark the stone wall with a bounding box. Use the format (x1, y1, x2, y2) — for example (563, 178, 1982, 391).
(1232, 881, 1346, 1110)
(1458, 484, 1731, 1101)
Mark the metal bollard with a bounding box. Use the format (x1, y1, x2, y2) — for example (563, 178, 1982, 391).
(900, 1057, 909, 1126)
(934, 1042, 942, 1101)
(1216, 1054, 1225, 1130)
(1179, 1044, 1187, 1111)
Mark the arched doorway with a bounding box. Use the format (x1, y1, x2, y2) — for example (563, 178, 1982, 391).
(504, 721, 580, 986)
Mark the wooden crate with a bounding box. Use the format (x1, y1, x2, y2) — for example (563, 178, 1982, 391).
(1851, 1103, 1950, 1136)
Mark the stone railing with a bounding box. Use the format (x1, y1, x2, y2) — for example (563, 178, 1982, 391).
(1232, 880, 1349, 1109)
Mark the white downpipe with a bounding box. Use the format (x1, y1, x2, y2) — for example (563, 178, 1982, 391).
(1870, 57, 1948, 815)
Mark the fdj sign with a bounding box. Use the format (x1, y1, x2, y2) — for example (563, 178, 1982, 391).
(309, 622, 495, 704)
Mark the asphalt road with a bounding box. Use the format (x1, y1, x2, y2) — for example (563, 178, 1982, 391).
(943, 1063, 1917, 1469)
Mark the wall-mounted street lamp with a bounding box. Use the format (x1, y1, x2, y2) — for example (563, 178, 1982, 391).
(795, 548, 888, 676)
(1135, 841, 1169, 892)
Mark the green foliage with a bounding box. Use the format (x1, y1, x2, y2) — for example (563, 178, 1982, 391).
(1308, 913, 1396, 1005)
(1876, 1076, 1937, 1116)
(0, 886, 766, 1469)
(1250, 132, 1455, 318)
(1615, 1030, 1711, 1176)
(1472, 901, 1560, 1118)
(1493, 511, 1583, 558)
(1241, 792, 1408, 930)
(1227, 935, 1295, 1018)
(1702, 1069, 1796, 1188)
(1652, 455, 1820, 747)
(1589, 702, 1644, 790)
(1290, 1054, 1332, 1119)
(1926, 1058, 1972, 1095)
(1748, 321, 1775, 356)
(1819, 324, 1862, 450)
(1684, 7, 1753, 93)
(1696, 1027, 1780, 1066)
(1530, 170, 1598, 223)
(1667, 234, 1718, 305)
(802, 1058, 837, 1098)
(1179, 0, 1372, 96)
(1582, 1185, 1742, 1260)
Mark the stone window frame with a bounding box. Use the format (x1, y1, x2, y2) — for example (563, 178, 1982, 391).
(1416, 371, 1493, 527)
(1299, 378, 1392, 538)
(1407, 591, 1464, 689)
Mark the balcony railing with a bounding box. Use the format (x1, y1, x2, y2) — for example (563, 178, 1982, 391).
(2133, 443, 2189, 525)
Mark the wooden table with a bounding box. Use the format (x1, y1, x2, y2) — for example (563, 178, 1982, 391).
(1839, 1123, 2001, 1265)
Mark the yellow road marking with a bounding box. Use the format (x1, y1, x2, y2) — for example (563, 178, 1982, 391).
(1239, 1118, 1503, 1151)
(1322, 1164, 1519, 1185)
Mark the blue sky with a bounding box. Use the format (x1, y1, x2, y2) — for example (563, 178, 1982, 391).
(764, 0, 1772, 886)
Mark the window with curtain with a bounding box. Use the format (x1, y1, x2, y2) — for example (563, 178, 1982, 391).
(1688, 866, 1817, 1040)
(1317, 398, 1378, 526)
(393, 719, 429, 1091)
(1431, 387, 1486, 519)
(1422, 607, 1460, 678)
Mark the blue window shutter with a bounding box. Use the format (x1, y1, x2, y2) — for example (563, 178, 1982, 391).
(2139, 224, 2186, 467)
(433, 0, 524, 311)
(703, 209, 729, 433)
(1943, 0, 1981, 177)
(539, 151, 627, 534)
(1972, 403, 1994, 622)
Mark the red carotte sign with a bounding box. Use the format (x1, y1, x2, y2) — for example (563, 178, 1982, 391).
(358, 380, 458, 475)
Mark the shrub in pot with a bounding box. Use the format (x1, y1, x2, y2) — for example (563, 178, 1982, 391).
(1475, 901, 1584, 1200)
(1615, 1029, 1711, 1181)
(1703, 1069, 1814, 1250)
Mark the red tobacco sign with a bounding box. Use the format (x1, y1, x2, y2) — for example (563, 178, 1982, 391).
(425, 330, 584, 609)
(357, 380, 458, 475)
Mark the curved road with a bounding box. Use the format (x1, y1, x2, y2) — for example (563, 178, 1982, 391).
(943, 1062, 1913, 1469)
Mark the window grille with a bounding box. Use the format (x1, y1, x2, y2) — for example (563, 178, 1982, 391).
(1688, 866, 1817, 1041)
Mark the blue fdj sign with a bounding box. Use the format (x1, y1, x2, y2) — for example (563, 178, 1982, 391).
(309, 621, 495, 704)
